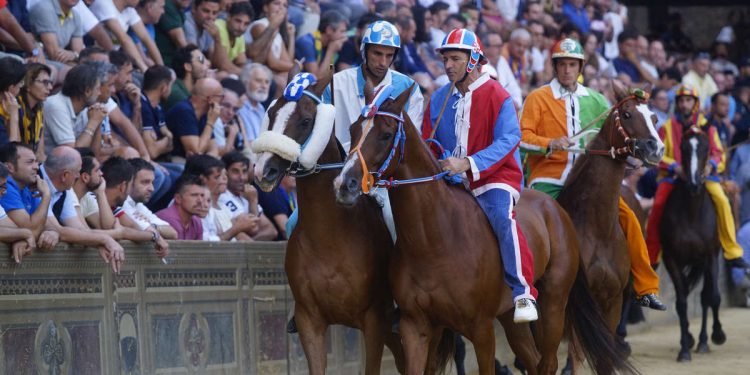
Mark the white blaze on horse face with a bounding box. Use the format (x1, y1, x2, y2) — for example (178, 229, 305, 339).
(254, 152, 272, 180)
(636, 104, 665, 152)
(689, 137, 699, 186)
(271, 102, 297, 134)
(335, 153, 360, 191)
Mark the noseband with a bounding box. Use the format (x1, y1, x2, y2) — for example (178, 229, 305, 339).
(349, 110, 407, 193)
(584, 92, 651, 159)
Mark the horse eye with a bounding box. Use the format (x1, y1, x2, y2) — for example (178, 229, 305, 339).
(622, 112, 631, 120)
(301, 118, 313, 127)
(379, 132, 393, 141)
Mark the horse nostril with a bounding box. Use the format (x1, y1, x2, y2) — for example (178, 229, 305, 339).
(645, 139, 658, 151)
(266, 167, 279, 181)
(345, 177, 359, 192)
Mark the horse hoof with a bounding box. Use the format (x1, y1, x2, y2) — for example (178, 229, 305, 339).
(677, 350, 692, 362)
(712, 330, 727, 345)
(687, 333, 696, 349)
(615, 337, 632, 358)
(513, 357, 526, 374)
(696, 342, 710, 354)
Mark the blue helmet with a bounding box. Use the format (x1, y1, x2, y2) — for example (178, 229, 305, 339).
(360, 21, 401, 61)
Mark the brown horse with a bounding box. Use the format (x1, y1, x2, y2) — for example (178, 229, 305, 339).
(556, 81, 665, 364)
(661, 127, 725, 362)
(252, 68, 404, 374)
(333, 85, 630, 375)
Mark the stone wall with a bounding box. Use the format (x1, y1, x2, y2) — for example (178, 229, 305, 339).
(0, 241, 394, 375)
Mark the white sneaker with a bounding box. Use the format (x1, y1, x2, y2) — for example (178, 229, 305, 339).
(513, 298, 538, 323)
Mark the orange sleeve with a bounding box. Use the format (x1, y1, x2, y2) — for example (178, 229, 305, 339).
(520, 92, 551, 155)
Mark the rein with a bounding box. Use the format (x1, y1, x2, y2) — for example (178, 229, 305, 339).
(566, 92, 650, 160)
(349, 110, 458, 193)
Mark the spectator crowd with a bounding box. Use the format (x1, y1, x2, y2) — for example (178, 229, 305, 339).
(1, 0, 750, 273)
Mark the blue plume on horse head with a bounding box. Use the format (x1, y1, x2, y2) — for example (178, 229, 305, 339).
(284, 73, 318, 102)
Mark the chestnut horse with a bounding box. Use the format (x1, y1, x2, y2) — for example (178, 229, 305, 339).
(252, 69, 405, 374)
(556, 82, 664, 368)
(334, 86, 630, 375)
(661, 127, 725, 362)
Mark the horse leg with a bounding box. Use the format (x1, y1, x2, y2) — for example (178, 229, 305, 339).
(664, 260, 693, 362)
(709, 257, 726, 346)
(361, 309, 386, 375)
(696, 269, 712, 354)
(295, 310, 328, 374)
(467, 320, 498, 375)
(498, 311, 539, 375)
(533, 287, 566, 375)
(399, 314, 433, 375)
(383, 329, 406, 374)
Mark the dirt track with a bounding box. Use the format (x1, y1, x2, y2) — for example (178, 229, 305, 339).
(462, 307, 750, 375)
(624, 307, 750, 375)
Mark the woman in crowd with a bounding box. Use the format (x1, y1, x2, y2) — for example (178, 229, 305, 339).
(250, 0, 296, 97)
(0, 57, 27, 145)
(17, 63, 53, 161)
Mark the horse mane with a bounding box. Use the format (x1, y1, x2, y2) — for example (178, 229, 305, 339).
(378, 96, 473, 196)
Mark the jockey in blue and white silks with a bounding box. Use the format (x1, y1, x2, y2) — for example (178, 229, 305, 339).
(322, 20, 424, 241)
(322, 20, 424, 152)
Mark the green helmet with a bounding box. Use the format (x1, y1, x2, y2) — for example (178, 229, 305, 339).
(551, 38, 585, 61)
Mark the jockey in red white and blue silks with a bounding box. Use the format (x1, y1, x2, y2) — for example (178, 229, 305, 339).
(422, 29, 538, 318)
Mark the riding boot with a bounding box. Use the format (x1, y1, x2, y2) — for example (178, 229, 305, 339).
(637, 293, 667, 311)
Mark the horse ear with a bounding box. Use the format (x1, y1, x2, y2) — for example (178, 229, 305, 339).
(611, 79, 629, 101)
(287, 61, 302, 83)
(310, 66, 333, 97)
(364, 79, 374, 104)
(639, 82, 653, 97)
(392, 83, 414, 111)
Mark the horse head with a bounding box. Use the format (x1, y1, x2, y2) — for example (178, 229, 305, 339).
(604, 80, 665, 166)
(333, 82, 414, 206)
(679, 126, 710, 195)
(252, 66, 334, 192)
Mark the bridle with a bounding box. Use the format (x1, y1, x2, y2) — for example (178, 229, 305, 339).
(565, 89, 652, 160)
(583, 92, 651, 160)
(348, 108, 462, 194)
(349, 110, 408, 194)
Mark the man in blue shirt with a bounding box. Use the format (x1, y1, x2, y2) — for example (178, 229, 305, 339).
(0, 142, 59, 250)
(166, 78, 222, 159)
(295, 10, 348, 78)
(612, 29, 652, 85)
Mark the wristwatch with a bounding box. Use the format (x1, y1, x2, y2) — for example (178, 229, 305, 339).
(150, 230, 160, 243)
(30, 48, 40, 57)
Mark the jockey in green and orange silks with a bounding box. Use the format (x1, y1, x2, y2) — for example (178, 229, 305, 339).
(520, 38, 666, 310)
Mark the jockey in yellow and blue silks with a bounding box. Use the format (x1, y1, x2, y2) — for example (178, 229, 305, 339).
(422, 28, 538, 323)
(646, 84, 750, 270)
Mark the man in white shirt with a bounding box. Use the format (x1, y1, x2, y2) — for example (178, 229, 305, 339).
(124, 158, 178, 239)
(43, 146, 125, 272)
(89, 0, 163, 70)
(219, 151, 277, 240)
(483, 33, 523, 109)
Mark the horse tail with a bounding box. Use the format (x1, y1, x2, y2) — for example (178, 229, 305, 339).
(566, 267, 639, 375)
(435, 328, 456, 375)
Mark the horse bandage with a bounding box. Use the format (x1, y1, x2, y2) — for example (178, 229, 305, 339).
(297, 103, 335, 169)
(252, 131, 302, 162)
